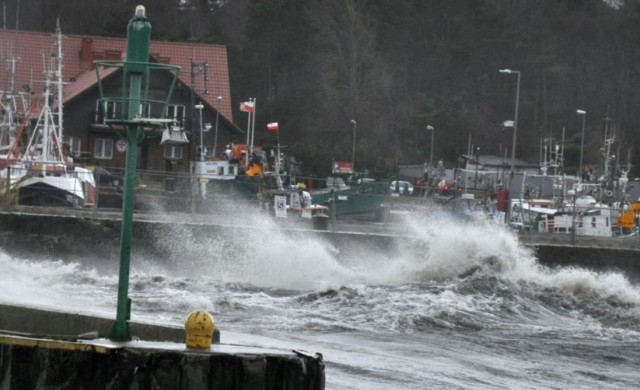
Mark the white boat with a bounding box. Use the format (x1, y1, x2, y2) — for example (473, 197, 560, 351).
(510, 192, 623, 238)
(2, 22, 96, 208)
(551, 196, 614, 237)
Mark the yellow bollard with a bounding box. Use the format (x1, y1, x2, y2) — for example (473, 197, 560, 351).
(185, 310, 215, 349)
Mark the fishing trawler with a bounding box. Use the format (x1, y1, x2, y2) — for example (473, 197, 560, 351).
(0, 22, 96, 208)
(508, 130, 639, 238)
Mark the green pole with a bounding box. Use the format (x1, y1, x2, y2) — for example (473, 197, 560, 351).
(110, 5, 151, 341)
(110, 128, 139, 341)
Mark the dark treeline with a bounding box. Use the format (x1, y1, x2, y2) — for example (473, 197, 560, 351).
(10, 0, 640, 178)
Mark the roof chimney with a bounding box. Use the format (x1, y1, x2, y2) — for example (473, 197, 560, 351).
(80, 38, 94, 62)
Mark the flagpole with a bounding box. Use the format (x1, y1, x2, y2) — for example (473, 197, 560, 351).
(245, 97, 252, 167)
(275, 124, 283, 190)
(250, 97, 256, 155)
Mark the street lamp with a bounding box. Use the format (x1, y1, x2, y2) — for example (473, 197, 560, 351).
(499, 69, 521, 172)
(576, 109, 587, 176)
(474, 146, 480, 189)
(213, 96, 222, 158)
(426, 125, 434, 167)
(350, 119, 357, 174)
(195, 102, 204, 161)
(568, 189, 576, 244)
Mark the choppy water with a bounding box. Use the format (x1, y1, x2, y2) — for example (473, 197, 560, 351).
(2, 211, 640, 389)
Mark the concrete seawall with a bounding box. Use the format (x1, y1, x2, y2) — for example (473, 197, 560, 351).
(0, 304, 188, 342)
(533, 244, 640, 269)
(0, 332, 324, 390)
(0, 208, 638, 269)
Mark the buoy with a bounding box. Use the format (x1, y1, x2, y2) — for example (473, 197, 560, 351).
(185, 310, 215, 349)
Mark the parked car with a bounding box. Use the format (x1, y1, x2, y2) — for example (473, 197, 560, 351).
(325, 176, 350, 189)
(89, 166, 123, 191)
(390, 180, 413, 195)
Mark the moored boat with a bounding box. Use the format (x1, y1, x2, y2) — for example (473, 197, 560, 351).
(0, 22, 96, 208)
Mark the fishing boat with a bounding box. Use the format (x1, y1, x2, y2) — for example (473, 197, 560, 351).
(308, 175, 392, 221)
(270, 183, 330, 228)
(192, 143, 283, 201)
(1, 22, 96, 208)
(511, 195, 615, 236)
(509, 169, 638, 238)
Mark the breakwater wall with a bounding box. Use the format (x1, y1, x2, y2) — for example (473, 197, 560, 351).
(0, 304, 323, 390)
(533, 244, 640, 269)
(0, 331, 324, 390)
(0, 304, 188, 342)
(0, 209, 638, 269)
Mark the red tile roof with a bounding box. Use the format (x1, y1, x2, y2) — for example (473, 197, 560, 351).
(63, 66, 119, 106)
(0, 28, 233, 122)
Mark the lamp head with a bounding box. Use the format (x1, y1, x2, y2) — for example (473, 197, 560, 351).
(195, 103, 204, 110)
(135, 5, 145, 17)
(576, 109, 586, 115)
(350, 119, 356, 125)
(426, 125, 434, 131)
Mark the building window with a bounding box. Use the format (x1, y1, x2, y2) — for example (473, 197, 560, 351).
(67, 136, 81, 156)
(164, 145, 182, 159)
(95, 100, 151, 122)
(96, 100, 122, 122)
(95, 138, 113, 159)
(166, 104, 186, 125)
(139, 102, 151, 118)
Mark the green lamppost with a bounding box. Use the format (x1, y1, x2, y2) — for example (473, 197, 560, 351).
(95, 5, 181, 341)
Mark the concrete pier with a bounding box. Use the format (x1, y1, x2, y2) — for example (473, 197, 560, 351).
(0, 333, 324, 389)
(0, 304, 324, 389)
(0, 304, 209, 343)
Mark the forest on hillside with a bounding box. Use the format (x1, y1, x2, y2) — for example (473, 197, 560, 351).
(9, 0, 640, 178)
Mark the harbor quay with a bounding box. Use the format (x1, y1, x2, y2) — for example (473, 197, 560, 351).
(0, 312, 324, 390)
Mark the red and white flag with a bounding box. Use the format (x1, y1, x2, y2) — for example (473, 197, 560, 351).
(267, 122, 279, 131)
(240, 101, 255, 112)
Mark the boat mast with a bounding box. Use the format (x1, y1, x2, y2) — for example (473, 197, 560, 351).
(39, 70, 53, 161)
(10, 0, 19, 94)
(0, 0, 21, 158)
(23, 23, 66, 165)
(55, 18, 63, 142)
